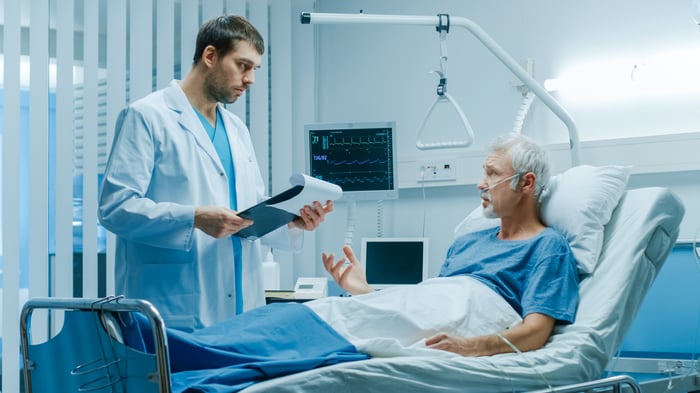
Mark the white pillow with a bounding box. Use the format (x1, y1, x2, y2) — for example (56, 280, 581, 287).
(454, 165, 631, 274)
(540, 165, 630, 273)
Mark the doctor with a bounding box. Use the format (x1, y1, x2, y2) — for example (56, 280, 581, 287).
(99, 15, 332, 332)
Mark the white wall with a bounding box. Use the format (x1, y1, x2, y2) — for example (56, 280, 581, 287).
(310, 0, 700, 144)
(290, 0, 700, 278)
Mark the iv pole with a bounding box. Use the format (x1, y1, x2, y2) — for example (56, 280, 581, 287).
(300, 12, 581, 166)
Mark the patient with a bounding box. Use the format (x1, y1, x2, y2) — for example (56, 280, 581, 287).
(131, 133, 579, 392)
(317, 132, 579, 357)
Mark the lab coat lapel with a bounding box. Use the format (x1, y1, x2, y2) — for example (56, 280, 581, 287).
(164, 80, 224, 173)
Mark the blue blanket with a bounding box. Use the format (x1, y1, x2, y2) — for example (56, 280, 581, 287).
(129, 302, 369, 393)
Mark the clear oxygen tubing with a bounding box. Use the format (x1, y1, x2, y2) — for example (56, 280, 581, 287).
(416, 15, 475, 151)
(481, 354, 518, 393)
(496, 332, 554, 392)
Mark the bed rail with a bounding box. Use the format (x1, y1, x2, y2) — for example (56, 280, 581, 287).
(527, 375, 642, 393)
(527, 371, 700, 393)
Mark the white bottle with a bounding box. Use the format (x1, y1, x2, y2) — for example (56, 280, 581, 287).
(262, 250, 280, 290)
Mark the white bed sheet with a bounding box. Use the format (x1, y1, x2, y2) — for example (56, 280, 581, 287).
(242, 187, 684, 392)
(306, 275, 522, 358)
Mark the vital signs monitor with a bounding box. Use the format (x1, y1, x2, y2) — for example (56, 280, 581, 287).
(304, 121, 398, 201)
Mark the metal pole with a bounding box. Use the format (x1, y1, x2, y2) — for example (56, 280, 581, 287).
(300, 12, 581, 166)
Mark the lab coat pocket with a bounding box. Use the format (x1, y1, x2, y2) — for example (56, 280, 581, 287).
(139, 249, 196, 321)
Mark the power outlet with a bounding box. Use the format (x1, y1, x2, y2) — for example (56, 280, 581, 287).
(417, 159, 457, 182)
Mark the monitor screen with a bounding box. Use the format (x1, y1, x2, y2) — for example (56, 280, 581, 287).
(360, 237, 429, 290)
(304, 121, 398, 201)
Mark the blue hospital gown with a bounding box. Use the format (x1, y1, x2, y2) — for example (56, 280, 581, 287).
(439, 226, 579, 323)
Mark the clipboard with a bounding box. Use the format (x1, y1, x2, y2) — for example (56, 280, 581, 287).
(233, 174, 343, 240)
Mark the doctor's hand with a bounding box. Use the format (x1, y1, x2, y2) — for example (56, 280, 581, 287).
(322, 245, 373, 296)
(194, 206, 253, 239)
(289, 200, 333, 231)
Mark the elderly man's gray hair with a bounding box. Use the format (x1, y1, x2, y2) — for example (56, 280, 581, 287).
(489, 133, 550, 198)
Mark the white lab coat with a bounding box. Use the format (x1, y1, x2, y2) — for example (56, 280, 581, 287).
(99, 80, 302, 331)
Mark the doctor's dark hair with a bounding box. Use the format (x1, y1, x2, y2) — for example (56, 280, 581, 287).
(489, 133, 550, 199)
(192, 14, 265, 65)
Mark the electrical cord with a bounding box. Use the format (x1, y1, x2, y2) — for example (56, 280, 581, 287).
(345, 200, 356, 247)
(376, 199, 384, 237)
(420, 167, 427, 238)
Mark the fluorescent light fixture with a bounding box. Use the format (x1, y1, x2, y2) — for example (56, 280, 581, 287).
(544, 48, 700, 102)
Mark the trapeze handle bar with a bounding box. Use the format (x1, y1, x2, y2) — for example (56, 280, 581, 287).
(300, 12, 581, 166)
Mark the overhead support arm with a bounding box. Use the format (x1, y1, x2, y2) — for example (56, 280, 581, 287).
(300, 12, 581, 166)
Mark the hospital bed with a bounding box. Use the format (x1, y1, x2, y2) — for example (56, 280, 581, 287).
(242, 186, 692, 393)
(20, 185, 692, 392)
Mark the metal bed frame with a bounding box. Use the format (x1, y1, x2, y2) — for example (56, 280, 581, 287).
(20, 296, 171, 393)
(19, 295, 699, 393)
(528, 372, 700, 393)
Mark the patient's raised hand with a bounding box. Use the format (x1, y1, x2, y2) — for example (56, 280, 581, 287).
(322, 245, 373, 296)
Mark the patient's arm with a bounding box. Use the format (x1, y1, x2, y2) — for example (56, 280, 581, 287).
(425, 312, 555, 356)
(322, 245, 373, 295)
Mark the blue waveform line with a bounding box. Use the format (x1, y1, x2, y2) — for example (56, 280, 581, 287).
(332, 175, 391, 184)
(325, 158, 389, 166)
(329, 136, 388, 147)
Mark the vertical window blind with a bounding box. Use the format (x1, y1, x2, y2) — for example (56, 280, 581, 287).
(0, 1, 290, 391)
